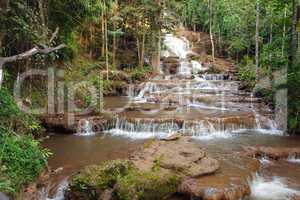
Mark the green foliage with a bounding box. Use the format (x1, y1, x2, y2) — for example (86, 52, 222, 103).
(0, 89, 43, 135)
(0, 89, 48, 195)
(0, 127, 50, 195)
(236, 57, 256, 90)
(130, 66, 151, 83)
(288, 62, 300, 133)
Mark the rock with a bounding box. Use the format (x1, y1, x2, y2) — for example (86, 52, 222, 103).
(188, 157, 220, 177)
(242, 146, 300, 160)
(0, 192, 10, 200)
(99, 189, 113, 200)
(178, 178, 251, 200)
(131, 137, 219, 177)
(161, 133, 182, 141)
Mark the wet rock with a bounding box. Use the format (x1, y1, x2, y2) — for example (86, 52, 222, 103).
(41, 114, 114, 134)
(131, 137, 219, 178)
(178, 178, 251, 200)
(0, 192, 10, 200)
(161, 133, 182, 141)
(243, 146, 300, 160)
(163, 57, 180, 74)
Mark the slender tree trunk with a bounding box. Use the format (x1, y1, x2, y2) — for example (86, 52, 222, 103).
(156, 30, 162, 73)
(89, 25, 93, 59)
(140, 33, 145, 68)
(208, 0, 215, 62)
(255, 0, 260, 80)
(137, 37, 140, 67)
(291, 0, 299, 66)
(282, 5, 287, 57)
(101, 10, 105, 57)
(112, 0, 118, 68)
(105, 10, 109, 80)
(0, 62, 3, 87)
(38, 0, 45, 25)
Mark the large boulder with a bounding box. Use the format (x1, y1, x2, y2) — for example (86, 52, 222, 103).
(66, 137, 220, 200)
(163, 57, 180, 74)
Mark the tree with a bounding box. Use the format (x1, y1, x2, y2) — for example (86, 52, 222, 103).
(255, 0, 260, 80)
(208, 0, 215, 62)
(0, 29, 66, 87)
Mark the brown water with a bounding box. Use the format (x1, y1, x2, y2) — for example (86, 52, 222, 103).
(43, 133, 142, 173)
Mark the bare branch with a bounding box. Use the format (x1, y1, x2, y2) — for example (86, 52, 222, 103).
(0, 44, 66, 65)
(49, 27, 60, 44)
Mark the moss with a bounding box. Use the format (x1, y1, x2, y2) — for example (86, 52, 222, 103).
(67, 160, 134, 200)
(67, 159, 181, 200)
(115, 170, 180, 200)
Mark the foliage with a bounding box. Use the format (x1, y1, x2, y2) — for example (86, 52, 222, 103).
(236, 57, 256, 90)
(0, 89, 43, 135)
(0, 127, 50, 195)
(0, 89, 48, 196)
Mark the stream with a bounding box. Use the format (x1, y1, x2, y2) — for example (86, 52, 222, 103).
(43, 33, 300, 200)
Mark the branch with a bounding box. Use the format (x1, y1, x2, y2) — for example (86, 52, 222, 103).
(0, 44, 66, 65)
(0, 27, 66, 67)
(49, 27, 60, 44)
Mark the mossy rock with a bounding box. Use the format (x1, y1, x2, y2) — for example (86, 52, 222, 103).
(114, 170, 180, 200)
(65, 160, 134, 200)
(66, 159, 180, 200)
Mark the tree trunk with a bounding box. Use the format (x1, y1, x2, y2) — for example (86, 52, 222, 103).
(282, 5, 287, 57)
(137, 37, 140, 67)
(105, 9, 109, 80)
(208, 0, 215, 62)
(291, 0, 299, 66)
(255, 0, 260, 80)
(0, 63, 3, 87)
(112, 0, 119, 68)
(89, 25, 94, 59)
(140, 33, 146, 68)
(101, 10, 105, 57)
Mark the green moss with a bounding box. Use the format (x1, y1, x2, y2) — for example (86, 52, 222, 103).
(67, 160, 134, 200)
(68, 159, 180, 200)
(115, 170, 180, 200)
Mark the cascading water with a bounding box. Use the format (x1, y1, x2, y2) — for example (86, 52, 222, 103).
(106, 118, 180, 139)
(162, 34, 204, 77)
(76, 119, 95, 136)
(46, 179, 69, 200)
(288, 154, 300, 164)
(134, 82, 158, 102)
(249, 174, 300, 200)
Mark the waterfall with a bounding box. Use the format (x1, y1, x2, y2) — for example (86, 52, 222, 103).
(287, 154, 300, 164)
(46, 179, 68, 200)
(106, 118, 180, 139)
(162, 34, 204, 78)
(76, 120, 95, 136)
(134, 82, 158, 102)
(249, 174, 300, 200)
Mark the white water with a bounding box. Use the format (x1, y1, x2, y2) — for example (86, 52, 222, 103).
(163, 34, 190, 59)
(76, 120, 95, 136)
(106, 118, 180, 139)
(46, 179, 68, 200)
(288, 154, 300, 164)
(134, 82, 158, 102)
(250, 174, 300, 200)
(259, 156, 273, 165)
(163, 34, 204, 77)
